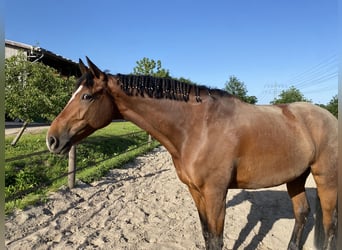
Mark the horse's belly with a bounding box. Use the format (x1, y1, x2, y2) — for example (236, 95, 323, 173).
(229, 154, 310, 189)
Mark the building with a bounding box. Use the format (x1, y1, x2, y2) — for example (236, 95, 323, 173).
(5, 39, 81, 77)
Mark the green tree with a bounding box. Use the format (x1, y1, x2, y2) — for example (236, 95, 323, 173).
(224, 76, 257, 104)
(5, 53, 75, 144)
(325, 95, 338, 118)
(133, 57, 170, 77)
(270, 86, 310, 104)
(177, 77, 197, 85)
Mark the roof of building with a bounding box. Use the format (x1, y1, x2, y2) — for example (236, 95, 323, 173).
(5, 39, 81, 77)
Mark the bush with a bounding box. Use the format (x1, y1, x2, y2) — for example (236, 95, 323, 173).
(5, 52, 75, 123)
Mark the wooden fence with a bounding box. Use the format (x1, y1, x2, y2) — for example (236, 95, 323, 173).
(66, 134, 152, 188)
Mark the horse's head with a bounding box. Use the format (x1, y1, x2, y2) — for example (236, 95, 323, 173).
(46, 57, 121, 154)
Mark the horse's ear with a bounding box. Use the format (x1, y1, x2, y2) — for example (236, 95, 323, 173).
(86, 56, 104, 79)
(79, 59, 88, 74)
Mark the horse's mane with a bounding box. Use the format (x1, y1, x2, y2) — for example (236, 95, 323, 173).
(115, 74, 232, 102)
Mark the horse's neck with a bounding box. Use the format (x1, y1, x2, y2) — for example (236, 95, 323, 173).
(115, 93, 190, 157)
(107, 76, 238, 157)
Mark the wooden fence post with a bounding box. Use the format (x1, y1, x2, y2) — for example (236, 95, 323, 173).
(148, 134, 152, 146)
(68, 145, 76, 189)
(11, 121, 29, 146)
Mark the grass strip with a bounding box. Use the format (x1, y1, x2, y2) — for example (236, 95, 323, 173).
(5, 122, 159, 214)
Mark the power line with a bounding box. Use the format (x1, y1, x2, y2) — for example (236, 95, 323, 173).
(294, 68, 337, 89)
(256, 54, 338, 104)
(286, 54, 337, 89)
(302, 80, 337, 94)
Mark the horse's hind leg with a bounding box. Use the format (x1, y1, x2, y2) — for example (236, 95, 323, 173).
(311, 153, 338, 250)
(286, 168, 311, 250)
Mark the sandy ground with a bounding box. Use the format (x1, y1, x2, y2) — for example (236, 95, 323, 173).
(5, 146, 317, 250)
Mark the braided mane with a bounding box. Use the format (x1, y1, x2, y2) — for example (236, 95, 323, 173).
(116, 74, 231, 102)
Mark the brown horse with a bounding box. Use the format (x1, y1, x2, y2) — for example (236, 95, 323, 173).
(47, 57, 338, 250)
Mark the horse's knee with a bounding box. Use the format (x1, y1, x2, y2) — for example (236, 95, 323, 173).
(287, 181, 310, 249)
(296, 202, 310, 223)
(286, 169, 310, 221)
(288, 191, 310, 224)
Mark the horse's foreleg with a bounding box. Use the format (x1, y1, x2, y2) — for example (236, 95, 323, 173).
(286, 168, 311, 250)
(188, 185, 227, 250)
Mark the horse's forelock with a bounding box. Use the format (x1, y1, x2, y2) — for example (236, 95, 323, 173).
(74, 72, 94, 91)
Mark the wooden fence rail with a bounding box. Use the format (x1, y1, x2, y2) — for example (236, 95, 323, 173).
(5, 131, 147, 163)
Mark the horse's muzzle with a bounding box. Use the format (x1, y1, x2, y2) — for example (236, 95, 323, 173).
(46, 134, 72, 155)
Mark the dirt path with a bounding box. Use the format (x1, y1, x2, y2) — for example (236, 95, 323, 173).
(5, 126, 50, 136)
(5, 147, 317, 249)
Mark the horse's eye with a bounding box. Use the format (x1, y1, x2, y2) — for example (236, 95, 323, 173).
(82, 94, 93, 101)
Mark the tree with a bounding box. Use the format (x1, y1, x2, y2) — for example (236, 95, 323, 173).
(133, 57, 170, 77)
(224, 76, 257, 104)
(270, 86, 310, 104)
(177, 77, 197, 85)
(5, 52, 75, 144)
(325, 95, 338, 118)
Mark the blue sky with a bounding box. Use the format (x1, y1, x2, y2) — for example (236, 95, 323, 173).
(5, 0, 338, 104)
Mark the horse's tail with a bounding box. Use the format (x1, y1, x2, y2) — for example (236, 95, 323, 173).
(314, 194, 324, 249)
(314, 194, 338, 249)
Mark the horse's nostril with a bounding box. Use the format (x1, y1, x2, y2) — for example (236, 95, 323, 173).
(49, 136, 59, 149)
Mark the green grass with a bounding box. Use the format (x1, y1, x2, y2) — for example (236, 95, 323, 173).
(5, 122, 159, 214)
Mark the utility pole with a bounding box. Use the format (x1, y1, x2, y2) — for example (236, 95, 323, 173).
(265, 83, 286, 99)
(259, 83, 287, 104)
